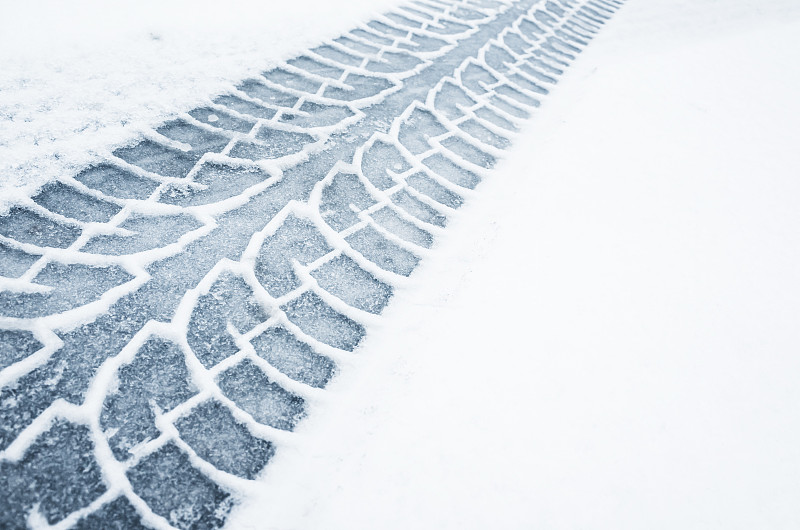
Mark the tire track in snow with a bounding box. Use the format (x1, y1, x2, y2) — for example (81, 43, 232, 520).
(0, 0, 624, 527)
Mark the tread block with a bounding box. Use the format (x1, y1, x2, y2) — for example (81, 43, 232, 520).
(337, 34, 383, 53)
(546, 0, 567, 16)
(254, 126, 315, 148)
(0, 328, 43, 371)
(213, 94, 278, 120)
(0, 206, 81, 248)
(251, 326, 335, 388)
(0, 240, 40, 278)
(575, 14, 603, 31)
(159, 163, 267, 207)
(576, 5, 603, 21)
(187, 272, 269, 368)
(440, 135, 498, 167)
(518, 18, 545, 39)
(407, 171, 465, 207)
(459, 118, 512, 149)
(502, 32, 532, 55)
(556, 28, 589, 46)
(452, 6, 485, 20)
(311, 45, 363, 67)
(282, 291, 365, 351)
(461, 62, 498, 94)
(237, 80, 299, 108)
(0, 262, 135, 318)
(229, 129, 315, 160)
(323, 73, 394, 101)
(254, 215, 332, 298)
(367, 20, 408, 38)
(352, 29, 394, 46)
(495, 84, 541, 107)
(578, 2, 608, 20)
(370, 207, 434, 248)
(434, 80, 478, 120)
(262, 68, 322, 94)
(126, 443, 232, 530)
(365, 50, 424, 74)
(398, 33, 449, 53)
(533, 9, 558, 28)
(188, 106, 255, 134)
(398, 108, 449, 155)
(345, 225, 420, 276)
(564, 21, 595, 39)
(531, 43, 569, 68)
(422, 153, 481, 189)
(545, 36, 579, 58)
(312, 254, 393, 314)
(400, 5, 436, 19)
(473, 0, 507, 8)
(175, 400, 275, 480)
(426, 19, 471, 35)
(156, 119, 232, 155)
(384, 12, 424, 29)
(74, 497, 149, 530)
(583, 5, 611, 20)
(74, 164, 160, 200)
(280, 101, 355, 128)
(216, 358, 306, 430)
(0, 421, 105, 527)
(84, 213, 202, 255)
(489, 94, 530, 118)
(530, 46, 570, 67)
(518, 62, 558, 83)
(484, 44, 517, 73)
(32, 182, 121, 223)
(287, 56, 345, 80)
(508, 72, 549, 95)
(361, 140, 410, 190)
(101, 337, 197, 460)
(113, 139, 199, 179)
(474, 104, 517, 131)
(320, 172, 376, 232)
(390, 189, 447, 227)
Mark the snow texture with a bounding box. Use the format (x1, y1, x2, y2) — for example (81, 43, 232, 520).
(0, 0, 623, 527)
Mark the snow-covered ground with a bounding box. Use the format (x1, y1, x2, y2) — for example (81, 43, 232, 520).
(3, 0, 800, 527)
(0, 0, 400, 211)
(227, 0, 800, 528)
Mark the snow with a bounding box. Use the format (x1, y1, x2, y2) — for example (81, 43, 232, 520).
(226, 0, 800, 528)
(3, 0, 800, 526)
(0, 0, 402, 212)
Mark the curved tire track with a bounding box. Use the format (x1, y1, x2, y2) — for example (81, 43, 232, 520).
(0, 0, 623, 527)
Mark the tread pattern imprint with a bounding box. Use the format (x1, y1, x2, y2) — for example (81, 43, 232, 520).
(0, 0, 623, 528)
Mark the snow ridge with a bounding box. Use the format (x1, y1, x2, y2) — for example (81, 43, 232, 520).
(0, 0, 624, 527)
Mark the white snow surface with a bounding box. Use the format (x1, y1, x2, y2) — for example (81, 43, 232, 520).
(0, 0, 402, 212)
(227, 0, 800, 528)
